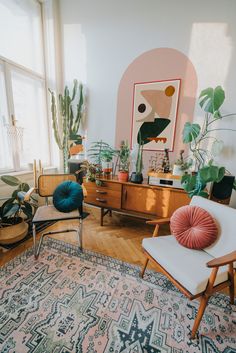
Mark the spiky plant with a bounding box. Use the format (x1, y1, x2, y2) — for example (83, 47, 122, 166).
(49, 79, 84, 172)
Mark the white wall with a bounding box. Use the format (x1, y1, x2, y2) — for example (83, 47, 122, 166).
(59, 0, 236, 205)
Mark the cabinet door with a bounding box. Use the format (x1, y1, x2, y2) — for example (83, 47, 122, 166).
(122, 185, 157, 215)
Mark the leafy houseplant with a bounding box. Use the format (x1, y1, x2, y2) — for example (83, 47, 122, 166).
(88, 140, 117, 176)
(0, 175, 37, 244)
(118, 141, 130, 182)
(78, 161, 98, 182)
(181, 86, 236, 198)
(49, 79, 84, 172)
(172, 150, 192, 176)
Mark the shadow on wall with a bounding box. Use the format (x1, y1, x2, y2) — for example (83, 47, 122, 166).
(115, 48, 197, 173)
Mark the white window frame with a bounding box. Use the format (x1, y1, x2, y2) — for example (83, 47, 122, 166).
(0, 0, 52, 174)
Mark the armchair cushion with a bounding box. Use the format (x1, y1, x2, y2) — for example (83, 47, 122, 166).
(142, 236, 229, 295)
(170, 205, 218, 249)
(53, 181, 83, 213)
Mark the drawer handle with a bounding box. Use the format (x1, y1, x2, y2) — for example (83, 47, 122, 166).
(96, 190, 107, 194)
(96, 198, 107, 203)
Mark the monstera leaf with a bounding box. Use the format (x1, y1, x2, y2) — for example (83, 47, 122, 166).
(199, 165, 225, 183)
(182, 122, 201, 143)
(199, 86, 225, 116)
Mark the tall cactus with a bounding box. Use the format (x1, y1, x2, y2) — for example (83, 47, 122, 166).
(49, 79, 84, 172)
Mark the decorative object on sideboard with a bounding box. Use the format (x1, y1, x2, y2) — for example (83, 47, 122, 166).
(161, 148, 170, 173)
(48, 79, 85, 173)
(0, 175, 37, 244)
(130, 135, 144, 184)
(181, 86, 236, 199)
(117, 140, 130, 182)
(172, 149, 192, 176)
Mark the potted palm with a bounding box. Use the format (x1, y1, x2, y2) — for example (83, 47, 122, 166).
(181, 86, 236, 198)
(0, 175, 37, 244)
(118, 141, 130, 182)
(100, 149, 117, 176)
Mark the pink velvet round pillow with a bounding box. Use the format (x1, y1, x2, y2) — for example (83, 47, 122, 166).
(170, 205, 218, 249)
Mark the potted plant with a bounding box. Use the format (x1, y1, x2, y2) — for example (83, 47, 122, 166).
(49, 79, 85, 172)
(100, 149, 117, 176)
(118, 140, 130, 182)
(88, 140, 117, 176)
(172, 150, 192, 176)
(77, 161, 98, 182)
(0, 175, 37, 244)
(130, 139, 144, 184)
(181, 86, 236, 198)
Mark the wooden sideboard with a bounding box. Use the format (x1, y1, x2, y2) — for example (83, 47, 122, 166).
(84, 177, 190, 225)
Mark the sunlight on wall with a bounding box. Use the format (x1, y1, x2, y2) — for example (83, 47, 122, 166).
(63, 24, 87, 85)
(188, 23, 232, 89)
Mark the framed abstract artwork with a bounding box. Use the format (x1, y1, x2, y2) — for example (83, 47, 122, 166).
(131, 79, 181, 151)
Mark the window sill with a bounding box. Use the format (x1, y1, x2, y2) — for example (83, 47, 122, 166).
(0, 166, 58, 177)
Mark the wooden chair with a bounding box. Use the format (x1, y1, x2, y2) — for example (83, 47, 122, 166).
(140, 196, 236, 339)
(26, 174, 86, 259)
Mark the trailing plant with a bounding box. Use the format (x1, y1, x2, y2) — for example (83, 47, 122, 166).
(49, 79, 84, 172)
(181, 86, 236, 198)
(119, 141, 130, 172)
(0, 175, 37, 227)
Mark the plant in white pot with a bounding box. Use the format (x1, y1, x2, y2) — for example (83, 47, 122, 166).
(118, 141, 130, 182)
(172, 150, 192, 176)
(0, 175, 37, 244)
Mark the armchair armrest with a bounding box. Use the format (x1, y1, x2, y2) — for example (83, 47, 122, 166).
(207, 251, 236, 268)
(24, 187, 36, 202)
(146, 218, 170, 225)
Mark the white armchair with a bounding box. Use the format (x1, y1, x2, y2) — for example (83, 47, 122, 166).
(141, 196, 236, 338)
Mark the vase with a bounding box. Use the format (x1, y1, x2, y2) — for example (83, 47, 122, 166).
(130, 172, 143, 184)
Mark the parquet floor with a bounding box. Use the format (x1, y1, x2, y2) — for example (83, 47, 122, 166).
(0, 205, 235, 295)
(0, 205, 167, 271)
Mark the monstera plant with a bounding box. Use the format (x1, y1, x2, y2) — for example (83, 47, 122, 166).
(181, 86, 236, 198)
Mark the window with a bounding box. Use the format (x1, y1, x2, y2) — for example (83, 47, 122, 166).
(0, 0, 50, 173)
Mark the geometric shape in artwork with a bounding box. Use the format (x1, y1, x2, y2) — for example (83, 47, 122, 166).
(131, 79, 181, 151)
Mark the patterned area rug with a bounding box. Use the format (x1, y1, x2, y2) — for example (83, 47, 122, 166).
(0, 239, 235, 353)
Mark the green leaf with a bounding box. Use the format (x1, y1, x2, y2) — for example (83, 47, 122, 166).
(199, 86, 225, 114)
(18, 183, 30, 192)
(0, 175, 21, 186)
(199, 165, 225, 183)
(3, 203, 20, 217)
(182, 122, 201, 143)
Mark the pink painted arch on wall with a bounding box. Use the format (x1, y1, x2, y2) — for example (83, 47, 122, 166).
(115, 48, 197, 167)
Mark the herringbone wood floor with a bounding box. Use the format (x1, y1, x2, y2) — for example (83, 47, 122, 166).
(0, 205, 168, 271)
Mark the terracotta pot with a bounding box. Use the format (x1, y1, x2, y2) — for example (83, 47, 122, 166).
(0, 217, 28, 245)
(118, 171, 129, 182)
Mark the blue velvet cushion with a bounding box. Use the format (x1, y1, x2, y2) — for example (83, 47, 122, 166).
(53, 181, 83, 213)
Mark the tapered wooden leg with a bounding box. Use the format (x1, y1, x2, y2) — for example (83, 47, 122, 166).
(140, 258, 149, 278)
(191, 267, 218, 339)
(228, 263, 235, 304)
(191, 295, 209, 339)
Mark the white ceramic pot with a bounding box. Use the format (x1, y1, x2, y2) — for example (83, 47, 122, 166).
(172, 164, 184, 176)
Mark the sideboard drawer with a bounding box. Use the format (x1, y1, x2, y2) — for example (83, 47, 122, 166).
(84, 181, 122, 209)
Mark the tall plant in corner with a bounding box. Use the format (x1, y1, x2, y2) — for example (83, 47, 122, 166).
(181, 86, 236, 197)
(49, 79, 84, 172)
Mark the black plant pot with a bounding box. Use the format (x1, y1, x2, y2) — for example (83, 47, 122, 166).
(130, 172, 143, 184)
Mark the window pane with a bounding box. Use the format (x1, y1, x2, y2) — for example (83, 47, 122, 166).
(0, 64, 14, 172)
(0, 0, 44, 74)
(11, 69, 50, 168)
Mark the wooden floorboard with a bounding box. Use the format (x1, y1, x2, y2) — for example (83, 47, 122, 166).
(0, 205, 235, 296)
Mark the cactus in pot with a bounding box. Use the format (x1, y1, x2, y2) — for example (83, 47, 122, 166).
(49, 79, 84, 172)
